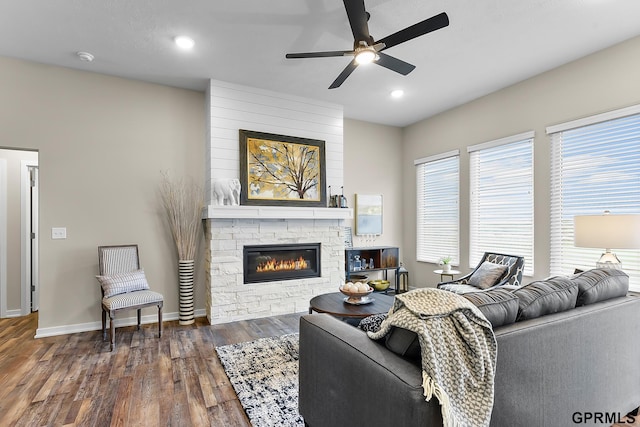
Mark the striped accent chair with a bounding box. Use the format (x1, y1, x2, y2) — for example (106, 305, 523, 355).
(97, 245, 163, 351)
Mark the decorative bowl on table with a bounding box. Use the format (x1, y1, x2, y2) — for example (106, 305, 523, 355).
(340, 282, 373, 305)
(369, 279, 390, 292)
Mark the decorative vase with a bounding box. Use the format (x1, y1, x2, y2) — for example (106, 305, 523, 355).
(443, 263, 451, 273)
(178, 259, 195, 325)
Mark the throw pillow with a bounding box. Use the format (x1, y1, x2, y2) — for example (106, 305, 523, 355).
(96, 269, 150, 298)
(463, 288, 519, 328)
(513, 276, 578, 321)
(468, 261, 508, 290)
(358, 313, 387, 333)
(573, 268, 629, 306)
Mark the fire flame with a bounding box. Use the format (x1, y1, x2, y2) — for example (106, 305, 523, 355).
(256, 256, 308, 273)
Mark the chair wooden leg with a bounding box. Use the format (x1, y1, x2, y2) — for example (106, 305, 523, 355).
(137, 309, 141, 330)
(158, 303, 163, 338)
(110, 311, 116, 351)
(101, 309, 107, 341)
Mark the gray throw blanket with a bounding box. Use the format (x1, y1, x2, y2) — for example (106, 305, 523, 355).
(368, 288, 497, 427)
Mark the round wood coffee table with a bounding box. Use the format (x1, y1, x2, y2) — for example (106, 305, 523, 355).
(308, 292, 394, 319)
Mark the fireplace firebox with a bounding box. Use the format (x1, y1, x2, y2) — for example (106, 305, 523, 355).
(243, 243, 321, 284)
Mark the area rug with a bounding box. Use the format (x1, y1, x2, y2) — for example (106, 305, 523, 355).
(215, 334, 304, 427)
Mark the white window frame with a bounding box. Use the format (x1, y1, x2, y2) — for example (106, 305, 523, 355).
(415, 150, 460, 265)
(468, 131, 535, 275)
(547, 104, 640, 290)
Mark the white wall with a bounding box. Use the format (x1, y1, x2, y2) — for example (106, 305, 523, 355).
(0, 59, 406, 334)
(0, 56, 206, 335)
(206, 79, 344, 204)
(402, 35, 640, 288)
(343, 119, 404, 252)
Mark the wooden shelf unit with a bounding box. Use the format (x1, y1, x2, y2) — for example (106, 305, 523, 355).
(345, 246, 400, 281)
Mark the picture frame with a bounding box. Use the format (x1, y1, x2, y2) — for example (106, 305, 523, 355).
(355, 194, 383, 235)
(343, 226, 353, 248)
(239, 129, 327, 207)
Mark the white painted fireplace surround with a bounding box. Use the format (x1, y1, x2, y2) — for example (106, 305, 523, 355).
(204, 80, 351, 324)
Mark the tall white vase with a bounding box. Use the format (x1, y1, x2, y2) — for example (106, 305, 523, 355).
(179, 259, 195, 325)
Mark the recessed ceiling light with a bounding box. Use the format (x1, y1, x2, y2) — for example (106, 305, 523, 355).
(390, 89, 404, 98)
(76, 51, 95, 62)
(174, 36, 195, 50)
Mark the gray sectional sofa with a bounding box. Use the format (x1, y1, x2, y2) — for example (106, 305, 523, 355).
(299, 269, 640, 427)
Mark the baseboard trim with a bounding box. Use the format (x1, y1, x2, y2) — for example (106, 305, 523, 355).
(34, 308, 207, 338)
(5, 309, 22, 318)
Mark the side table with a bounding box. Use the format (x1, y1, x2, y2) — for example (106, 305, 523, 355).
(433, 269, 461, 282)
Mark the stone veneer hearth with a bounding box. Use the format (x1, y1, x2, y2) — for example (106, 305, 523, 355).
(205, 213, 349, 324)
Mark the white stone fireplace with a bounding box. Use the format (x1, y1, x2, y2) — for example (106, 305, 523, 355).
(203, 80, 350, 324)
(205, 208, 350, 324)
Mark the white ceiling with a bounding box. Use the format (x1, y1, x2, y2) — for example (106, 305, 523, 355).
(1, 0, 640, 127)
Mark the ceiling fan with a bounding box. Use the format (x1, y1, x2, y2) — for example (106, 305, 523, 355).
(285, 0, 449, 89)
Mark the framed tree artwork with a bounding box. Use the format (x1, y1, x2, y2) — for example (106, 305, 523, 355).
(239, 129, 327, 207)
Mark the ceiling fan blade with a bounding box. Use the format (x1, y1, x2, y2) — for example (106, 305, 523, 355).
(377, 12, 449, 51)
(286, 50, 352, 59)
(343, 0, 372, 43)
(375, 52, 415, 75)
(329, 60, 358, 89)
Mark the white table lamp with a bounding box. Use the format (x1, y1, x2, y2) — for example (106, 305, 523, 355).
(574, 211, 640, 269)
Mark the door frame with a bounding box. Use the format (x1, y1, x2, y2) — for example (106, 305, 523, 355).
(21, 159, 38, 315)
(0, 158, 7, 318)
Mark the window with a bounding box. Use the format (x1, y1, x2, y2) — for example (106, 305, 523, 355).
(548, 106, 640, 289)
(469, 132, 534, 275)
(415, 150, 459, 265)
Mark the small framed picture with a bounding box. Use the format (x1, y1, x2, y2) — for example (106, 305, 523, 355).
(344, 226, 353, 248)
(355, 194, 383, 235)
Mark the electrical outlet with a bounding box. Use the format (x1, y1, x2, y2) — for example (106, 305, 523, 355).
(51, 227, 67, 239)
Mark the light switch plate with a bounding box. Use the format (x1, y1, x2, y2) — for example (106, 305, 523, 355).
(51, 227, 67, 239)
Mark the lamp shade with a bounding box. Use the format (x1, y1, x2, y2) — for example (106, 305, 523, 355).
(574, 214, 640, 249)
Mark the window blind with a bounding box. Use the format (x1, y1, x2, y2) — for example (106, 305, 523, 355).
(549, 111, 640, 290)
(469, 134, 534, 275)
(415, 152, 459, 265)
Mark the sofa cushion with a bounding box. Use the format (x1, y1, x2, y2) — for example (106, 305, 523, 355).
(468, 261, 508, 289)
(383, 288, 519, 357)
(463, 288, 519, 328)
(573, 268, 629, 306)
(514, 276, 578, 321)
(96, 269, 150, 298)
(385, 327, 421, 359)
(358, 313, 422, 359)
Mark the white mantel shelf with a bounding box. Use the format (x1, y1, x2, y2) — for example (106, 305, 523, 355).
(203, 205, 353, 220)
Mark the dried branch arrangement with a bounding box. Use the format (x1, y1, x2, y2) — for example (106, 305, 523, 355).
(159, 172, 203, 260)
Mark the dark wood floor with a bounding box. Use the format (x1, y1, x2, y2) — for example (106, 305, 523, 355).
(2, 312, 638, 427)
(0, 311, 303, 426)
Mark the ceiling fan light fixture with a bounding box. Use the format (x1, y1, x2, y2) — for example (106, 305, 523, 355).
(174, 36, 195, 50)
(355, 48, 377, 65)
(284, 3, 449, 88)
